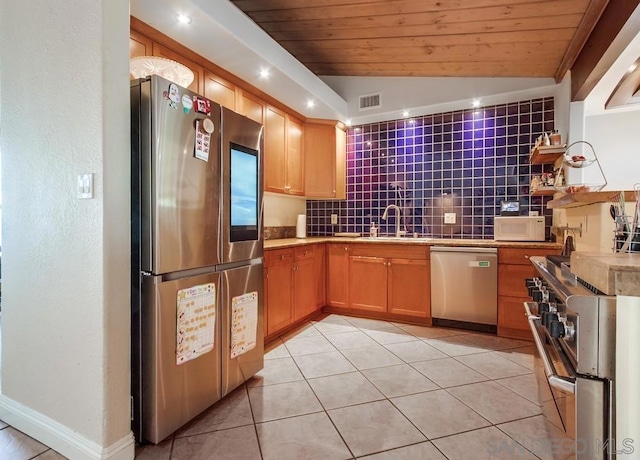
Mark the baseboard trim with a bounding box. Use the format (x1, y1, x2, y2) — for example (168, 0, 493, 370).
(0, 394, 135, 460)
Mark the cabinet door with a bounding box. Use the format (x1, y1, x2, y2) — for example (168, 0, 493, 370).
(498, 296, 532, 339)
(264, 106, 287, 194)
(304, 122, 346, 199)
(130, 30, 152, 59)
(498, 263, 536, 298)
(204, 71, 236, 110)
(304, 122, 335, 198)
(349, 256, 387, 312)
(327, 244, 349, 308)
(294, 257, 316, 320)
(286, 115, 305, 196)
(238, 90, 265, 124)
(265, 262, 293, 335)
(314, 244, 326, 308)
(152, 43, 204, 94)
(388, 258, 430, 318)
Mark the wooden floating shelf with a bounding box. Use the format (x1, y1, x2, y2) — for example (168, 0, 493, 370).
(531, 187, 557, 196)
(547, 190, 636, 209)
(529, 145, 567, 165)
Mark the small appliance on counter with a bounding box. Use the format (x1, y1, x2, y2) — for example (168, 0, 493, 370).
(494, 215, 545, 241)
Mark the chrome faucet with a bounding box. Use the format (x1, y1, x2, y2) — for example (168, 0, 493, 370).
(382, 204, 405, 237)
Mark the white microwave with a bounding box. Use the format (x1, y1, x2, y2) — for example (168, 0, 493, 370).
(494, 216, 546, 241)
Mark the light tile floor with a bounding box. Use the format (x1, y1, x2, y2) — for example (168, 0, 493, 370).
(1, 314, 574, 460)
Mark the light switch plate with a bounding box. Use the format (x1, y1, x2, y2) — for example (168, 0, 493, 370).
(444, 212, 456, 224)
(330, 214, 338, 225)
(77, 173, 94, 199)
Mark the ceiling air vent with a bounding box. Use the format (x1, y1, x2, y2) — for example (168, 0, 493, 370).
(359, 93, 381, 111)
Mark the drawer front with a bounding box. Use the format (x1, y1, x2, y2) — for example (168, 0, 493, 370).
(498, 247, 559, 265)
(350, 243, 428, 260)
(265, 248, 294, 267)
(294, 244, 315, 261)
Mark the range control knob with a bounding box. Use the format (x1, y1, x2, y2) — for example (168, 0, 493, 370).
(549, 320, 565, 338)
(542, 312, 558, 327)
(537, 302, 551, 314)
(532, 289, 544, 302)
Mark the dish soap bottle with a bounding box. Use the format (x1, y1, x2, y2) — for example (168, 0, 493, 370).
(370, 221, 378, 238)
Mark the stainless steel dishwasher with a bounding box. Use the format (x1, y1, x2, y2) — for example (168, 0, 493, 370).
(430, 246, 498, 333)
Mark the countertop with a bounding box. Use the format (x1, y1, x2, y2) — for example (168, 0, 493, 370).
(264, 236, 562, 250)
(570, 252, 640, 296)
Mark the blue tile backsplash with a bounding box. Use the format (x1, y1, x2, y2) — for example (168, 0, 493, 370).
(307, 97, 555, 239)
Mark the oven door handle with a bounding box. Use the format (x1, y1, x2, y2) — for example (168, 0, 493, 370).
(524, 302, 576, 394)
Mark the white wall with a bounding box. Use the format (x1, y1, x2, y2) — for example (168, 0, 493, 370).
(264, 193, 306, 227)
(0, 1, 133, 459)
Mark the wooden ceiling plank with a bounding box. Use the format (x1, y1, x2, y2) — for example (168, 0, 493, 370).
(256, 1, 587, 31)
(233, 0, 583, 21)
(266, 15, 584, 41)
(286, 41, 570, 62)
(307, 60, 557, 77)
(278, 30, 576, 49)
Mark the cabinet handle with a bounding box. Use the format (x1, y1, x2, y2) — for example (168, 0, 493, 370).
(293, 265, 298, 271)
(524, 255, 530, 259)
(280, 254, 285, 260)
(284, 185, 291, 190)
(344, 246, 348, 252)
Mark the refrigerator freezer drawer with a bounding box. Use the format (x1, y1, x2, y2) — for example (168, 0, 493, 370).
(140, 272, 222, 443)
(220, 263, 264, 396)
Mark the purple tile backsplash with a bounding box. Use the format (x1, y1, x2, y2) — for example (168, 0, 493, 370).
(306, 97, 555, 239)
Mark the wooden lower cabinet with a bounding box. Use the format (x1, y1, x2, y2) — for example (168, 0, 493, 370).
(293, 246, 317, 320)
(346, 244, 431, 319)
(349, 256, 387, 312)
(265, 245, 323, 339)
(264, 249, 294, 336)
(314, 244, 326, 307)
(388, 258, 430, 317)
(327, 244, 350, 308)
(497, 247, 561, 339)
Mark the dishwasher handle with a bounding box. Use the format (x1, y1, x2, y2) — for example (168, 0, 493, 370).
(430, 246, 498, 254)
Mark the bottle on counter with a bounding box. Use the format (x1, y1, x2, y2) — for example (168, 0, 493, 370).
(550, 130, 562, 146)
(370, 221, 378, 238)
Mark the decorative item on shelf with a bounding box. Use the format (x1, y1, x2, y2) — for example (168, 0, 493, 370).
(553, 141, 607, 193)
(130, 56, 195, 88)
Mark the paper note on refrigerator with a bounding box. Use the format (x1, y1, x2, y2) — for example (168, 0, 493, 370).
(176, 283, 216, 365)
(230, 291, 258, 359)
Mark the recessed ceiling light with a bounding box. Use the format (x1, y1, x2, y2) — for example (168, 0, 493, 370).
(472, 99, 481, 108)
(306, 99, 316, 109)
(402, 110, 410, 118)
(259, 68, 270, 79)
(176, 14, 192, 25)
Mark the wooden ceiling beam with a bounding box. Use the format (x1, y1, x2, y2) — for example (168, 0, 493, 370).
(570, 1, 640, 100)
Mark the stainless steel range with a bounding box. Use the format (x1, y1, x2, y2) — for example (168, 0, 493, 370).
(526, 256, 617, 460)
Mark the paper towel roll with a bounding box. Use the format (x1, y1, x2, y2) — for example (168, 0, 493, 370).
(296, 214, 306, 238)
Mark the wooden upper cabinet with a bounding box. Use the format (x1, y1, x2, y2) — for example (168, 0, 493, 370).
(304, 120, 346, 199)
(286, 115, 305, 196)
(238, 90, 265, 124)
(204, 71, 237, 110)
(264, 105, 304, 196)
(130, 30, 152, 59)
(264, 106, 287, 194)
(152, 43, 204, 94)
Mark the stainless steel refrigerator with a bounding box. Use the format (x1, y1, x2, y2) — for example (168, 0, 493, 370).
(131, 75, 264, 444)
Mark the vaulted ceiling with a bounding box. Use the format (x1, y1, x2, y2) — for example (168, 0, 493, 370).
(230, 0, 609, 80)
